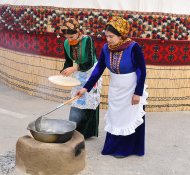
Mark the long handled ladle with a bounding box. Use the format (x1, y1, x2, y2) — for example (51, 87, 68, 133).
(35, 96, 79, 132)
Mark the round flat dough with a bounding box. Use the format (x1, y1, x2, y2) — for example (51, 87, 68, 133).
(48, 75, 81, 87)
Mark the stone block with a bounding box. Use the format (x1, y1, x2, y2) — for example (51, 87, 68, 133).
(16, 131, 85, 175)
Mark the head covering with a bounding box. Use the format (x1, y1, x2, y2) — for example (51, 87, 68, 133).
(61, 18, 83, 46)
(61, 18, 80, 32)
(106, 17, 133, 51)
(106, 16, 130, 37)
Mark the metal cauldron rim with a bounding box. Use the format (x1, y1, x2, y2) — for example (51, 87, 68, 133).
(27, 119, 76, 134)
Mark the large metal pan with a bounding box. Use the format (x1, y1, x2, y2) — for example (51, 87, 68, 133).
(27, 119, 76, 143)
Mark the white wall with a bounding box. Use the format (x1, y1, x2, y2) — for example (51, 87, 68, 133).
(0, 0, 190, 15)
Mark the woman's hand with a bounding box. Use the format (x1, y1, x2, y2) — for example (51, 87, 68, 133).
(61, 66, 77, 76)
(131, 94, 140, 105)
(77, 88, 87, 97)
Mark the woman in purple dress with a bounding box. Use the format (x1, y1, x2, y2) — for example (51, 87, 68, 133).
(77, 16, 148, 158)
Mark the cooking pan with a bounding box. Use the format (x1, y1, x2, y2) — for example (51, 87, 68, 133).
(27, 119, 76, 143)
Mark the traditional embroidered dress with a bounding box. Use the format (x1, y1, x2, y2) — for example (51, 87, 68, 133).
(84, 41, 148, 156)
(61, 35, 102, 138)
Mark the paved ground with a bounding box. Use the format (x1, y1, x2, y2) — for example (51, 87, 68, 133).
(0, 80, 190, 175)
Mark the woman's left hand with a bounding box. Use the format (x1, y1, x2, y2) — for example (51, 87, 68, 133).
(131, 94, 140, 105)
(62, 66, 77, 76)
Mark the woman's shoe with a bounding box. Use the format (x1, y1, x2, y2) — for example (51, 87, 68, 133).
(113, 155, 126, 159)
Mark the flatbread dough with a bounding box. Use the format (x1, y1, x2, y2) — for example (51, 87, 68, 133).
(48, 75, 81, 87)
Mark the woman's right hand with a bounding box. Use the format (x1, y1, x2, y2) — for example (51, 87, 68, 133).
(77, 88, 87, 97)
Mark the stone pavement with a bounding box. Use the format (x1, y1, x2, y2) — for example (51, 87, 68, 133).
(0, 81, 189, 175)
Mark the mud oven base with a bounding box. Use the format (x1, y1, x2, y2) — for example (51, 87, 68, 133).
(16, 131, 85, 175)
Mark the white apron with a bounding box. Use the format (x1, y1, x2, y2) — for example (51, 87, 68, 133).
(71, 63, 102, 110)
(105, 71, 148, 136)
